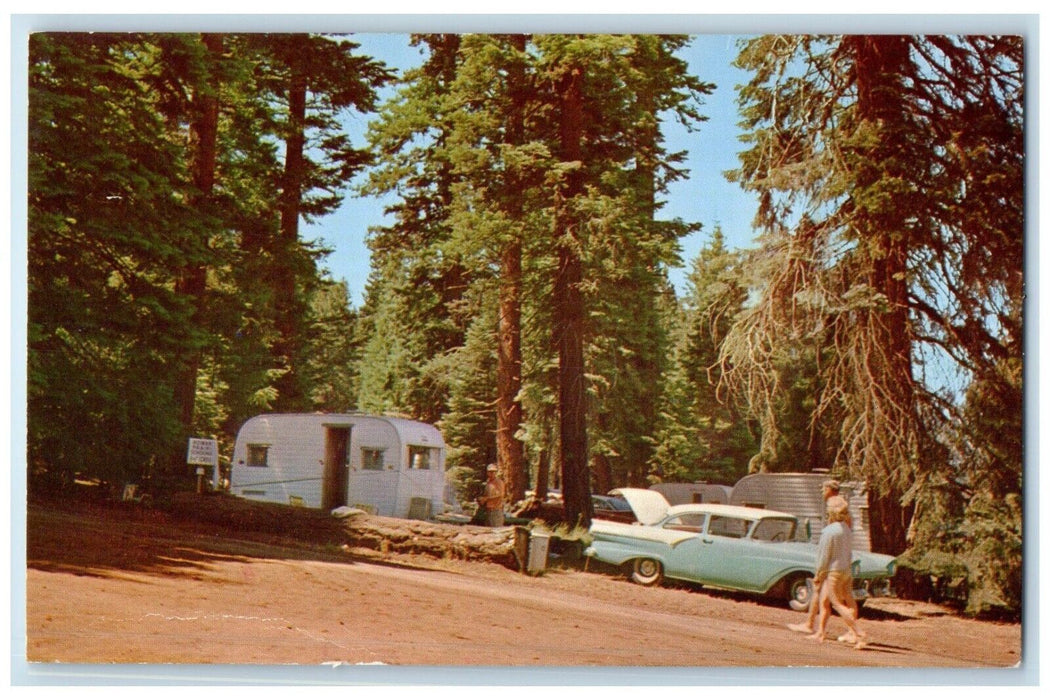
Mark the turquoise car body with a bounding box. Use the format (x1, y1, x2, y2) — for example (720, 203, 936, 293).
(585, 489, 896, 607)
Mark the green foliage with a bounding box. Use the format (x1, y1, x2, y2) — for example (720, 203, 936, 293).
(300, 280, 361, 411)
(438, 295, 500, 503)
(359, 35, 713, 516)
(900, 351, 1023, 618)
(27, 32, 389, 494)
(30, 31, 1023, 618)
(582, 194, 679, 489)
(354, 252, 467, 423)
(901, 488, 1022, 618)
(236, 34, 392, 412)
(28, 33, 217, 489)
(723, 35, 1024, 612)
(651, 229, 757, 485)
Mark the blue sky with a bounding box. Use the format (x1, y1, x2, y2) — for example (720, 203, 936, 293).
(303, 33, 760, 307)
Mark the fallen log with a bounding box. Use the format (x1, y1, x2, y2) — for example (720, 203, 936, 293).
(335, 509, 523, 569)
(165, 493, 550, 572)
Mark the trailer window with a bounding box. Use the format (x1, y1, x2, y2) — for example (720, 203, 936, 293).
(362, 448, 385, 471)
(246, 444, 269, 467)
(409, 446, 435, 470)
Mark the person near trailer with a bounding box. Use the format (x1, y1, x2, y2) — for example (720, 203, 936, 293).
(478, 464, 506, 527)
(798, 496, 868, 649)
(788, 479, 858, 637)
(821, 479, 852, 528)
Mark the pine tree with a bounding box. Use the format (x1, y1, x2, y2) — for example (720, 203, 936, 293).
(170, 33, 224, 467)
(27, 32, 393, 492)
(722, 35, 1023, 612)
(300, 280, 362, 411)
(247, 34, 392, 410)
(440, 34, 540, 501)
(654, 227, 757, 484)
(28, 33, 227, 487)
(533, 35, 712, 522)
(361, 34, 710, 524)
(358, 35, 469, 425)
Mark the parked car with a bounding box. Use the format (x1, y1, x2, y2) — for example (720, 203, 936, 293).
(585, 488, 896, 609)
(514, 492, 636, 524)
(591, 494, 636, 522)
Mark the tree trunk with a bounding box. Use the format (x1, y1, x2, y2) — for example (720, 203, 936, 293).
(593, 453, 613, 495)
(554, 61, 592, 528)
(497, 239, 526, 497)
(273, 65, 308, 409)
(496, 34, 529, 504)
(171, 33, 222, 475)
(850, 35, 917, 556)
(535, 445, 550, 501)
(633, 73, 660, 489)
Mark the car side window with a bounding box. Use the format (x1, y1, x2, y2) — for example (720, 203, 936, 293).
(707, 515, 750, 538)
(752, 518, 796, 542)
(663, 513, 706, 533)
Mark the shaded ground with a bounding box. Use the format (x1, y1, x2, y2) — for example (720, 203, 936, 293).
(23, 492, 1022, 672)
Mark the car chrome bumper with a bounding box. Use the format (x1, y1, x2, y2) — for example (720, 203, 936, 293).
(855, 577, 895, 600)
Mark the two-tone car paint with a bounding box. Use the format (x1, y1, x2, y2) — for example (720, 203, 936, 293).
(585, 489, 896, 607)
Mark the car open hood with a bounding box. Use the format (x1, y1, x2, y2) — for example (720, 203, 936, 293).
(608, 488, 670, 525)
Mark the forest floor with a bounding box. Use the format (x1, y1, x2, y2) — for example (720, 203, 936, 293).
(21, 490, 1024, 680)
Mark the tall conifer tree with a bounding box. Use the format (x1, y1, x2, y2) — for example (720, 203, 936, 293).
(722, 35, 1022, 609)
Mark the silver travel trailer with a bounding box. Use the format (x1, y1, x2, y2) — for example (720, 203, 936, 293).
(648, 482, 733, 506)
(229, 413, 446, 518)
(729, 472, 872, 551)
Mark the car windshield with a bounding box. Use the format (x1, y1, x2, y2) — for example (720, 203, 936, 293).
(750, 517, 797, 542)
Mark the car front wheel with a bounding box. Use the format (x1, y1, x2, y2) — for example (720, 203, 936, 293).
(630, 558, 663, 586)
(786, 574, 814, 611)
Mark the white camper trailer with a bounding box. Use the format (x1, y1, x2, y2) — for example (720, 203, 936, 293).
(730, 472, 872, 552)
(229, 413, 446, 518)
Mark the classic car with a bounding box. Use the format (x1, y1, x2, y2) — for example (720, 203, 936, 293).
(514, 491, 637, 524)
(585, 488, 896, 609)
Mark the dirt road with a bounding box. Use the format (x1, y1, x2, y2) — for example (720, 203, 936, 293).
(23, 499, 1022, 673)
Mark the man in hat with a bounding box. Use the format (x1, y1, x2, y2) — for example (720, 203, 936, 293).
(821, 479, 852, 527)
(479, 464, 506, 527)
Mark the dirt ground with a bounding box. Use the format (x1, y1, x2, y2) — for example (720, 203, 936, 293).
(21, 493, 1023, 677)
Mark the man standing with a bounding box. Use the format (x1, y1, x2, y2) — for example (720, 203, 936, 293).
(479, 464, 506, 527)
(802, 496, 867, 649)
(821, 479, 852, 528)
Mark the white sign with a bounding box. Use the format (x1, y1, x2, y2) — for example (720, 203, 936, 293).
(186, 438, 219, 466)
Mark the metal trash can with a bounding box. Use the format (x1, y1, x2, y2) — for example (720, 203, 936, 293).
(526, 531, 550, 575)
(408, 496, 431, 521)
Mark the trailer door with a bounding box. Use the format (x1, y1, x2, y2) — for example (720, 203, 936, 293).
(322, 424, 352, 511)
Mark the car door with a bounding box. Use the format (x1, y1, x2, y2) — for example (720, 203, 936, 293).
(656, 513, 707, 582)
(678, 514, 757, 589)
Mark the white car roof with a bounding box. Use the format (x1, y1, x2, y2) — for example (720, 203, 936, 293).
(610, 488, 800, 525)
(665, 502, 798, 520)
